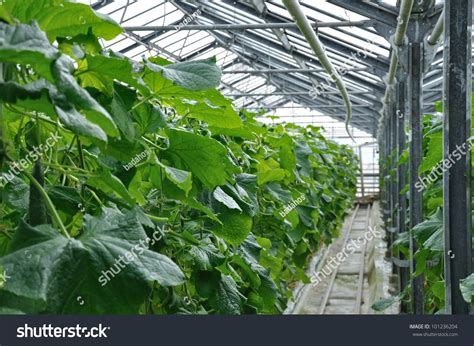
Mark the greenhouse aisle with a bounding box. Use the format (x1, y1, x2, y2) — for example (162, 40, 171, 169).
(291, 202, 398, 314)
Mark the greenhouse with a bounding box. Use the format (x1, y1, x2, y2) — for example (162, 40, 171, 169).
(0, 0, 472, 323)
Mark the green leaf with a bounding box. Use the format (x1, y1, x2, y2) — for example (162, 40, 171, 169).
(0, 79, 108, 141)
(156, 160, 193, 196)
(110, 84, 136, 142)
(431, 281, 445, 301)
(2, 177, 29, 213)
(55, 105, 107, 142)
(412, 209, 444, 251)
(86, 170, 135, 206)
(164, 128, 237, 189)
(371, 296, 399, 312)
(78, 54, 148, 96)
(189, 244, 225, 271)
(0, 209, 184, 313)
(419, 132, 442, 173)
(232, 255, 261, 287)
(210, 275, 242, 315)
(460, 274, 474, 304)
(213, 186, 242, 211)
(195, 271, 243, 314)
(2, 0, 122, 41)
(52, 55, 119, 137)
(412, 208, 443, 245)
(173, 98, 242, 129)
(213, 207, 253, 246)
(133, 103, 167, 136)
(256, 158, 287, 185)
(0, 80, 55, 115)
(146, 58, 222, 91)
(0, 22, 59, 80)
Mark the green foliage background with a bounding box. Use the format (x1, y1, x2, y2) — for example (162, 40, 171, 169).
(0, 1, 357, 314)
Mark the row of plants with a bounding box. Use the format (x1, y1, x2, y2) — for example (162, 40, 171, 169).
(0, 1, 357, 314)
(381, 96, 474, 313)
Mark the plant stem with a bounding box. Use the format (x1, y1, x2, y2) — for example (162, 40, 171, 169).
(145, 213, 169, 223)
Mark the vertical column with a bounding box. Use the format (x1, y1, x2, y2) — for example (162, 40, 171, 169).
(397, 81, 408, 311)
(443, 0, 472, 315)
(381, 122, 389, 226)
(387, 111, 394, 250)
(390, 101, 399, 274)
(359, 147, 365, 198)
(408, 41, 424, 314)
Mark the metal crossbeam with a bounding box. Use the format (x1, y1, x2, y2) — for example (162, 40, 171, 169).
(123, 20, 371, 31)
(223, 68, 367, 74)
(228, 91, 369, 97)
(327, 0, 398, 27)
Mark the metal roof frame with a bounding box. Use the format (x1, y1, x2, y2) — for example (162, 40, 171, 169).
(84, 0, 464, 138)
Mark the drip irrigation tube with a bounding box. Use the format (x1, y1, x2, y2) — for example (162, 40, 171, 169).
(381, 0, 415, 116)
(282, 0, 353, 140)
(427, 11, 444, 46)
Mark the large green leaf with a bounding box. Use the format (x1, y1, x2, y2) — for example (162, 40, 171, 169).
(156, 159, 193, 196)
(0, 208, 185, 314)
(172, 97, 243, 129)
(0, 79, 108, 141)
(52, 55, 119, 137)
(55, 105, 107, 142)
(213, 207, 253, 246)
(164, 128, 237, 189)
(77, 54, 148, 96)
(110, 83, 136, 142)
(189, 244, 225, 271)
(256, 158, 287, 185)
(1, 0, 122, 41)
(412, 208, 443, 251)
(146, 58, 222, 91)
(86, 170, 136, 206)
(0, 80, 56, 116)
(0, 22, 59, 80)
(460, 273, 474, 304)
(195, 270, 243, 314)
(213, 186, 242, 211)
(419, 132, 442, 174)
(133, 103, 167, 136)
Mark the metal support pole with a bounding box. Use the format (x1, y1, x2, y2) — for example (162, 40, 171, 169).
(390, 100, 398, 273)
(359, 146, 365, 198)
(397, 81, 409, 311)
(443, 0, 472, 315)
(382, 123, 389, 226)
(408, 42, 424, 314)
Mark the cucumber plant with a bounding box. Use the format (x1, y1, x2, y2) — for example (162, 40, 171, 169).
(0, 0, 358, 314)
